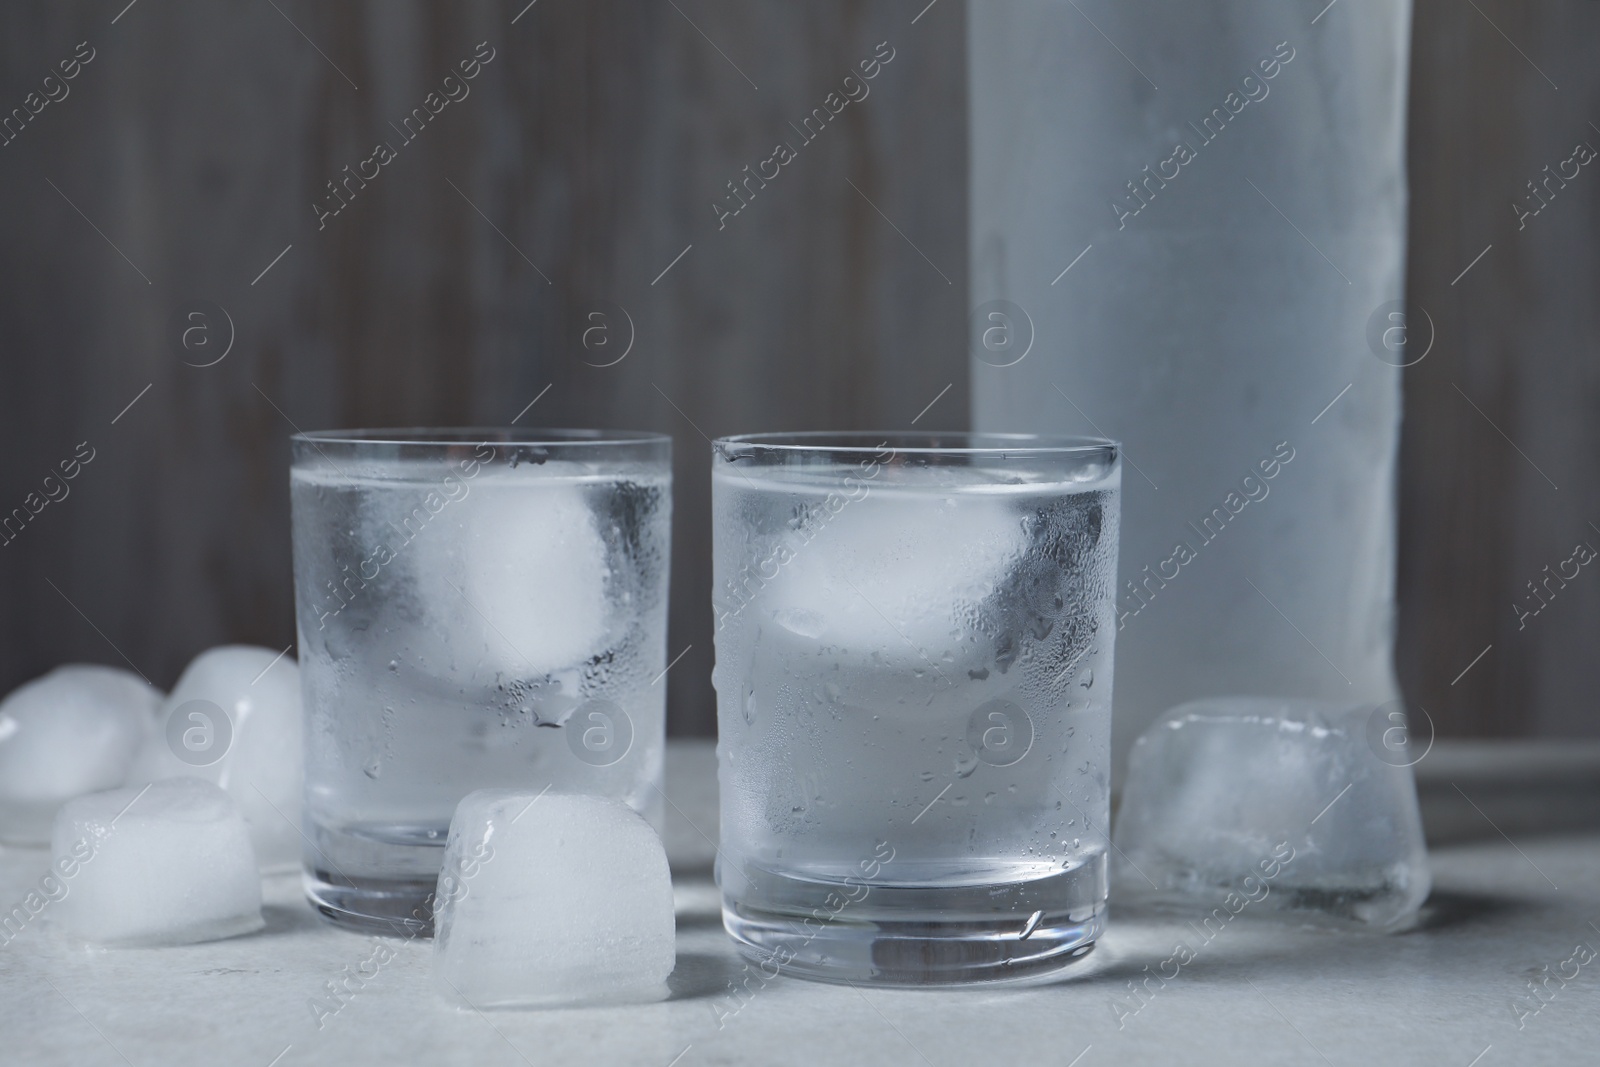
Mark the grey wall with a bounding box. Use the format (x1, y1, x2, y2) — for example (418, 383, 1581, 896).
(1, 0, 1595, 740)
(0, 0, 969, 735)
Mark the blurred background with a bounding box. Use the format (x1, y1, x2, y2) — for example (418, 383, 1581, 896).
(0, 0, 1594, 741)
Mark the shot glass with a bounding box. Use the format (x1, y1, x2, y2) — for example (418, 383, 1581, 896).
(711, 432, 1121, 984)
(290, 428, 671, 934)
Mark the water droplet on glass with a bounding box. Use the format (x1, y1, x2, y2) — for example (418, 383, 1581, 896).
(1019, 909, 1044, 940)
(387, 659, 399, 673)
(1080, 669, 1094, 689)
(363, 757, 383, 779)
(954, 752, 979, 778)
(919, 770, 935, 782)
(742, 689, 757, 726)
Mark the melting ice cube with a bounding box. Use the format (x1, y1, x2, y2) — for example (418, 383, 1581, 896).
(1112, 697, 1430, 928)
(415, 472, 612, 678)
(51, 777, 263, 946)
(0, 665, 159, 844)
(432, 790, 675, 1007)
(764, 475, 1028, 653)
(128, 646, 303, 871)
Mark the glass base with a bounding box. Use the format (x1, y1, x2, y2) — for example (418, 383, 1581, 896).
(304, 868, 438, 938)
(720, 857, 1107, 986)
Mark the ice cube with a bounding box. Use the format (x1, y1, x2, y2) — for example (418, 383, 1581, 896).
(128, 646, 303, 871)
(1112, 697, 1430, 928)
(764, 479, 1028, 653)
(418, 474, 611, 678)
(0, 665, 160, 844)
(432, 790, 674, 1008)
(51, 777, 263, 946)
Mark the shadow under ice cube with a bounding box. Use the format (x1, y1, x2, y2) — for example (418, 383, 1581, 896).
(1111, 697, 1430, 929)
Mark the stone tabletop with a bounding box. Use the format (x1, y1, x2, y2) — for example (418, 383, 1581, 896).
(3, 740, 1597, 1066)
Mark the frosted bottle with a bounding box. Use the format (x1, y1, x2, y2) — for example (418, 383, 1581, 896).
(969, 0, 1413, 766)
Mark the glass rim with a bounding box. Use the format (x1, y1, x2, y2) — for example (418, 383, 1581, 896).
(291, 427, 671, 448)
(713, 431, 1119, 458)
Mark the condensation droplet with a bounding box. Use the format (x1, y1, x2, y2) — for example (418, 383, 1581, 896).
(1080, 669, 1094, 689)
(954, 752, 980, 778)
(363, 757, 382, 779)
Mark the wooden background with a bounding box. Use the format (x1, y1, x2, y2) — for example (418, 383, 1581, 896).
(1400, 0, 1600, 740)
(0, 0, 1593, 739)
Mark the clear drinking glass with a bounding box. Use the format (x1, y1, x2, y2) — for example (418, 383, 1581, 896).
(290, 428, 671, 934)
(711, 432, 1121, 984)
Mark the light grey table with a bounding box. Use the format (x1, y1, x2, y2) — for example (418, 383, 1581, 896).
(3, 740, 1597, 1066)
